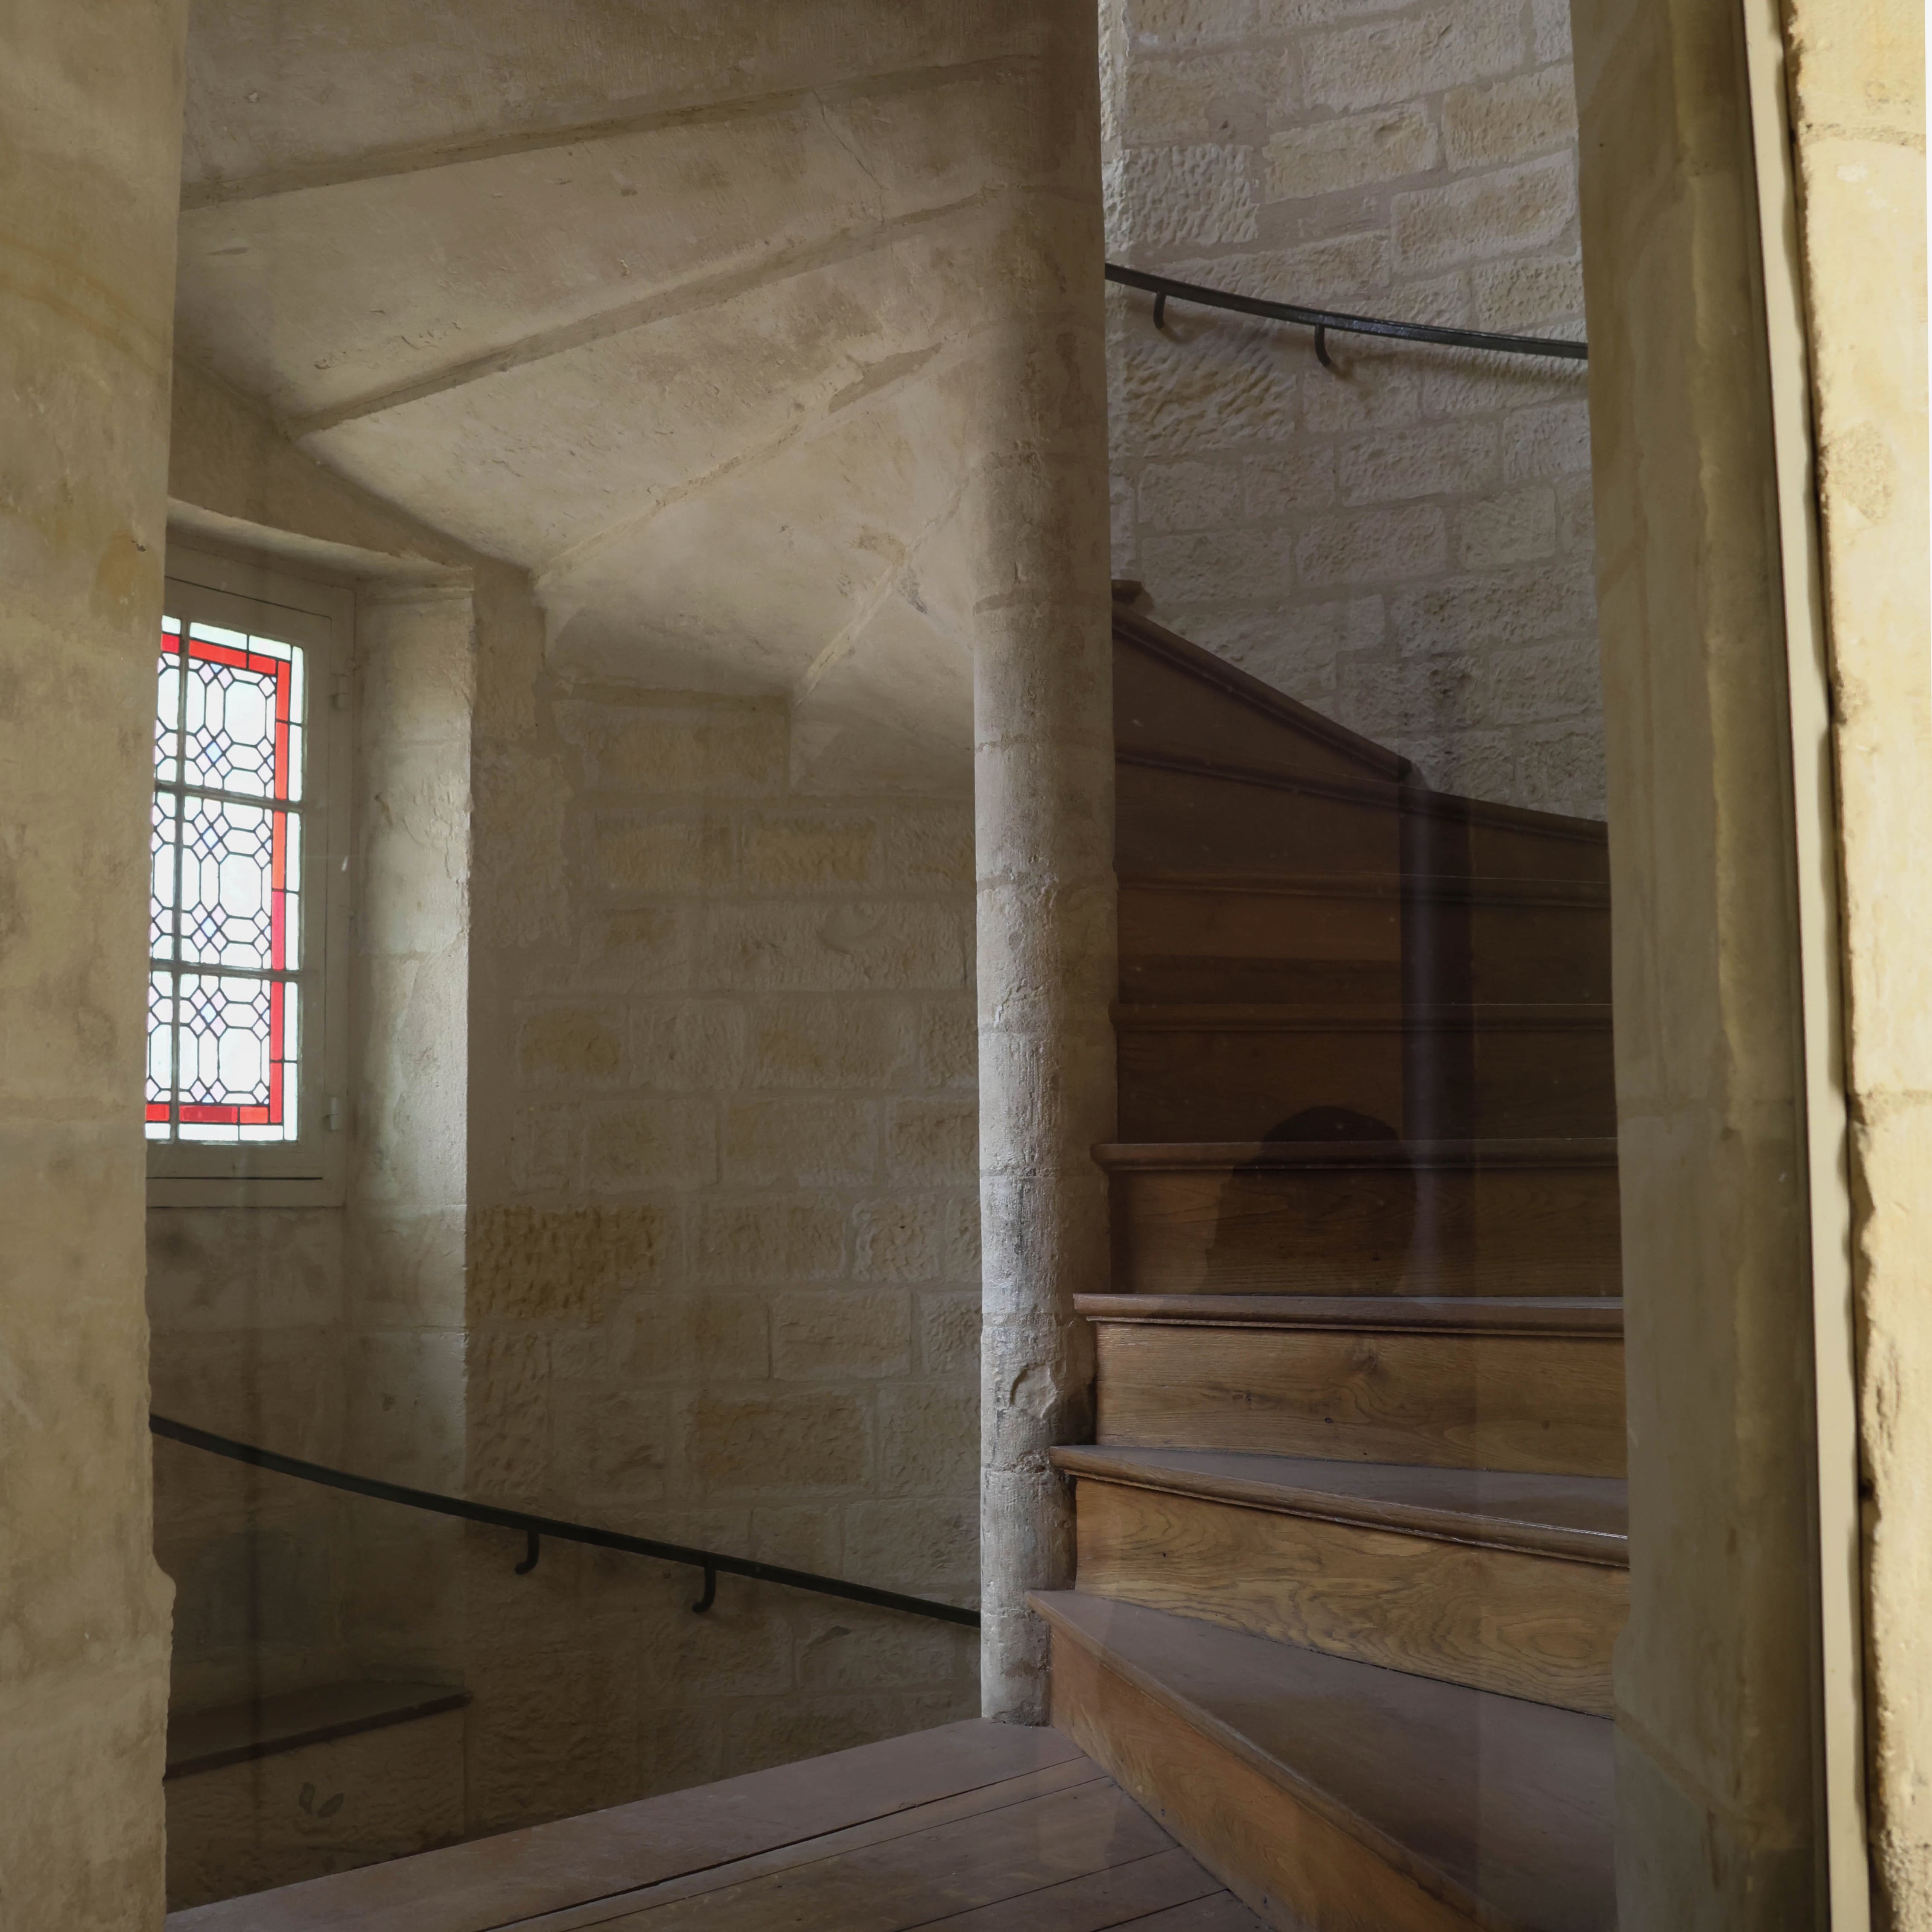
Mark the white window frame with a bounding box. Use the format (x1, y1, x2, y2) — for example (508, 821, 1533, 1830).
(148, 546, 353, 1207)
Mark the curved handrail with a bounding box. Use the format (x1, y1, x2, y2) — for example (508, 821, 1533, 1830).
(150, 1413, 979, 1629)
(1105, 262, 1588, 364)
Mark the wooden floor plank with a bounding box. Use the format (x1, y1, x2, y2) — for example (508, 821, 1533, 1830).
(166, 1721, 1086, 1932)
(494, 1761, 1112, 1930)
(1117, 1897, 1273, 1931)
(901, 1847, 1234, 1929)
(587, 1779, 1176, 1930)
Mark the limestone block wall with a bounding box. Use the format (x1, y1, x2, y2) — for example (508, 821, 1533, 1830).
(1101, 0, 1604, 816)
(458, 652, 981, 1834)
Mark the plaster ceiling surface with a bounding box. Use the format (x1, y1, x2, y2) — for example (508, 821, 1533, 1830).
(175, 0, 1064, 780)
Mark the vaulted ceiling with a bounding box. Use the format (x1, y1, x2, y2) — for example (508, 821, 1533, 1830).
(175, 0, 1056, 785)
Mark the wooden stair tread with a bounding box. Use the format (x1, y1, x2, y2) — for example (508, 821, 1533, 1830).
(1076, 1293, 1624, 1335)
(1095, 1138, 1618, 1171)
(1121, 870, 1611, 908)
(165, 1680, 469, 1782)
(1114, 1002, 1613, 1028)
(1034, 1591, 1614, 1932)
(1051, 1448, 1628, 1566)
(166, 1720, 1095, 1932)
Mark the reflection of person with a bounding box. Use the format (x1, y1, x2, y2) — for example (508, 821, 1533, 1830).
(1200, 1105, 1417, 1295)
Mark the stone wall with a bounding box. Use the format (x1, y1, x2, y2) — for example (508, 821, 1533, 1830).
(1101, 0, 1604, 817)
(458, 657, 982, 1830)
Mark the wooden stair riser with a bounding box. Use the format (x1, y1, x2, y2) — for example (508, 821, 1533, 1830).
(1071, 1479, 1623, 1718)
(1093, 1323, 1627, 1476)
(1120, 763, 1403, 879)
(1117, 1016, 1615, 1143)
(1119, 884, 1611, 1008)
(1047, 1628, 1482, 1932)
(1106, 1161, 1622, 1297)
(1118, 763, 1610, 892)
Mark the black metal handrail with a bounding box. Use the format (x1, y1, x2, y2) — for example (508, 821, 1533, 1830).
(150, 1413, 978, 1630)
(1105, 262, 1588, 366)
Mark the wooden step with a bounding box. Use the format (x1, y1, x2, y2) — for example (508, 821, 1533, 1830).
(1079, 1294, 1626, 1476)
(1118, 873, 1610, 1007)
(1034, 1591, 1614, 1932)
(1116, 1004, 1616, 1142)
(170, 1719, 1268, 1932)
(1098, 1141, 1622, 1298)
(1055, 1448, 1626, 1716)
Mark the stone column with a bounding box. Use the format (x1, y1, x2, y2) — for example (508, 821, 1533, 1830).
(973, 5, 1116, 1725)
(1570, 0, 1831, 1917)
(0, 3, 189, 1925)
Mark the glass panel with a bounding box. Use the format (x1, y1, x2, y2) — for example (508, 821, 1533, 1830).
(156, 618, 181, 784)
(145, 972, 174, 1138)
(150, 793, 179, 962)
(173, 970, 298, 1141)
(181, 626, 298, 800)
(178, 794, 287, 973)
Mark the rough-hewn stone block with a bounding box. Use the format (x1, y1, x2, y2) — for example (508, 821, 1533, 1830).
(557, 700, 786, 796)
(1263, 103, 1438, 201)
(1295, 504, 1447, 586)
(696, 1199, 847, 1283)
(884, 1096, 978, 1185)
(772, 1289, 913, 1379)
(1458, 485, 1558, 568)
(517, 1007, 623, 1088)
(1502, 399, 1594, 479)
(1139, 526, 1299, 604)
(723, 1095, 877, 1187)
(1443, 65, 1578, 171)
(1392, 155, 1577, 272)
(1338, 420, 1499, 505)
(632, 1001, 747, 1092)
(1122, 50, 1267, 144)
(745, 998, 911, 1089)
(1389, 553, 1597, 654)
(1115, 143, 1258, 246)
(584, 1097, 719, 1193)
(1137, 458, 1246, 533)
(691, 1392, 871, 1494)
(853, 1195, 979, 1282)
(591, 811, 733, 897)
(1125, 0, 1258, 51)
(1303, 0, 1522, 113)
(738, 810, 878, 888)
(1242, 449, 1339, 517)
(470, 1206, 670, 1324)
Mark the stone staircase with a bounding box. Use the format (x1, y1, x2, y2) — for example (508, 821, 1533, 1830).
(1031, 597, 1623, 1931)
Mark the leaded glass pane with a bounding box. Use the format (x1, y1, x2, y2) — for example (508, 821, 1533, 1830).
(149, 610, 308, 1147)
(181, 624, 292, 801)
(177, 794, 298, 973)
(156, 617, 181, 784)
(146, 972, 174, 1138)
(150, 793, 179, 961)
(172, 969, 298, 1140)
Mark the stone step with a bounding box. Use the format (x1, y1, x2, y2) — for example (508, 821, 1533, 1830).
(1097, 1140, 1622, 1299)
(1079, 1293, 1626, 1477)
(1054, 1448, 1626, 1716)
(1034, 1590, 1614, 1932)
(1118, 872, 1610, 1007)
(1115, 1004, 1616, 1142)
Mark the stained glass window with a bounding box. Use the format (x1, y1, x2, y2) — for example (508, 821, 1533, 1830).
(147, 615, 306, 1142)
